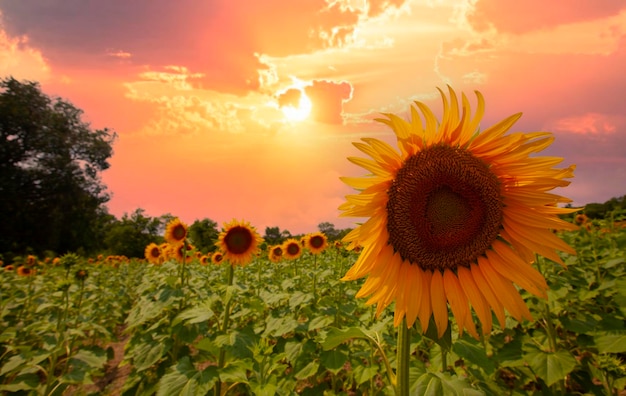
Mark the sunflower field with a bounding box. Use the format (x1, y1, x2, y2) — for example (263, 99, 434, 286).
(0, 213, 625, 396)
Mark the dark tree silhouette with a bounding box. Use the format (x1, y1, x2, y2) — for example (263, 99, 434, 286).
(0, 77, 117, 255)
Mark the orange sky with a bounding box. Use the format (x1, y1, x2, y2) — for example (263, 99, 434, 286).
(2, 0, 626, 234)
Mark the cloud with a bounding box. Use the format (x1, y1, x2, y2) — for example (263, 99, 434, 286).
(547, 113, 621, 135)
(467, 0, 626, 34)
(305, 80, 353, 124)
(0, 26, 50, 81)
(277, 88, 302, 108)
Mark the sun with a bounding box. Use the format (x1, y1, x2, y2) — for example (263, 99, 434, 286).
(281, 88, 312, 122)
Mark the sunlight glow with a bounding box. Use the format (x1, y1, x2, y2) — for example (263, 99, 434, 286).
(281, 89, 312, 122)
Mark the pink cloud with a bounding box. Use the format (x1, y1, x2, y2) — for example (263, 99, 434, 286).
(304, 80, 353, 124)
(547, 113, 619, 135)
(468, 0, 626, 34)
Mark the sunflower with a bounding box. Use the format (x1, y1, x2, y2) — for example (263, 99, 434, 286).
(200, 255, 210, 265)
(283, 239, 303, 260)
(75, 269, 89, 281)
(4, 265, 14, 271)
(165, 218, 188, 245)
(17, 266, 35, 276)
(339, 87, 578, 338)
(305, 232, 328, 255)
(268, 245, 284, 263)
(144, 243, 162, 264)
(574, 213, 588, 225)
(211, 251, 224, 265)
(216, 219, 263, 266)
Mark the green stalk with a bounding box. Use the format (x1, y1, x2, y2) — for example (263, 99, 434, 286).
(396, 318, 411, 396)
(312, 254, 318, 302)
(215, 264, 235, 396)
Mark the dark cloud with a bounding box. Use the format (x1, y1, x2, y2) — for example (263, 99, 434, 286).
(304, 80, 352, 124)
(468, 0, 626, 34)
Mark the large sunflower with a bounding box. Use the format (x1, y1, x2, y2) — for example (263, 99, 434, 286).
(340, 87, 578, 338)
(165, 218, 188, 245)
(217, 219, 263, 266)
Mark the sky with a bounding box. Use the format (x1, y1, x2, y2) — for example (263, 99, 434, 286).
(1, 0, 625, 235)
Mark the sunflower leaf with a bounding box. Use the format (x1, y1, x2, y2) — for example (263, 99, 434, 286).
(423, 317, 452, 353)
(594, 332, 626, 354)
(524, 347, 577, 387)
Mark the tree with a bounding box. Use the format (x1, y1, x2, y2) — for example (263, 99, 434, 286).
(103, 209, 162, 258)
(318, 222, 339, 240)
(264, 226, 291, 245)
(188, 218, 219, 253)
(0, 77, 117, 255)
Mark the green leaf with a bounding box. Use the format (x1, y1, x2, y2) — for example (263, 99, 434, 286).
(453, 339, 495, 375)
(423, 317, 452, 353)
(0, 354, 26, 376)
(248, 382, 278, 396)
(71, 349, 107, 370)
(317, 327, 374, 350)
(602, 257, 624, 269)
(0, 373, 40, 392)
(412, 372, 482, 396)
(156, 357, 218, 396)
(134, 341, 169, 372)
(320, 349, 348, 374)
(219, 360, 250, 384)
(594, 332, 626, 353)
(525, 348, 577, 387)
(262, 316, 299, 338)
(289, 291, 313, 309)
(353, 365, 378, 385)
(295, 360, 319, 380)
(307, 315, 334, 331)
(172, 303, 214, 326)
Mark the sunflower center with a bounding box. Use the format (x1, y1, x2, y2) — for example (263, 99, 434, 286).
(150, 247, 160, 258)
(172, 225, 187, 241)
(273, 247, 283, 256)
(310, 236, 324, 248)
(225, 226, 253, 254)
(287, 243, 300, 255)
(386, 145, 502, 271)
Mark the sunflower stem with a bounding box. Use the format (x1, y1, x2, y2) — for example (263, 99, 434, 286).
(215, 263, 235, 396)
(396, 318, 411, 396)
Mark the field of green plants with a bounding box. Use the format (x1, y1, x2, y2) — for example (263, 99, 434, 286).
(1, 216, 625, 396)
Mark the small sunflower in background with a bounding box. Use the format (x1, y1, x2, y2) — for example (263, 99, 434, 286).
(217, 219, 263, 266)
(268, 245, 284, 263)
(574, 213, 588, 225)
(211, 251, 224, 265)
(200, 255, 210, 266)
(283, 239, 303, 260)
(144, 243, 162, 264)
(17, 266, 35, 277)
(4, 264, 14, 272)
(340, 86, 578, 338)
(305, 232, 328, 255)
(165, 218, 188, 245)
(75, 269, 89, 281)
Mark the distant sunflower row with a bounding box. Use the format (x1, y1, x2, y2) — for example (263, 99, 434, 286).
(143, 218, 337, 266)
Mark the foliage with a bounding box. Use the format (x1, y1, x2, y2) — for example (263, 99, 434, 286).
(263, 226, 292, 245)
(103, 208, 163, 258)
(188, 218, 219, 253)
(1, 213, 625, 395)
(0, 76, 116, 256)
